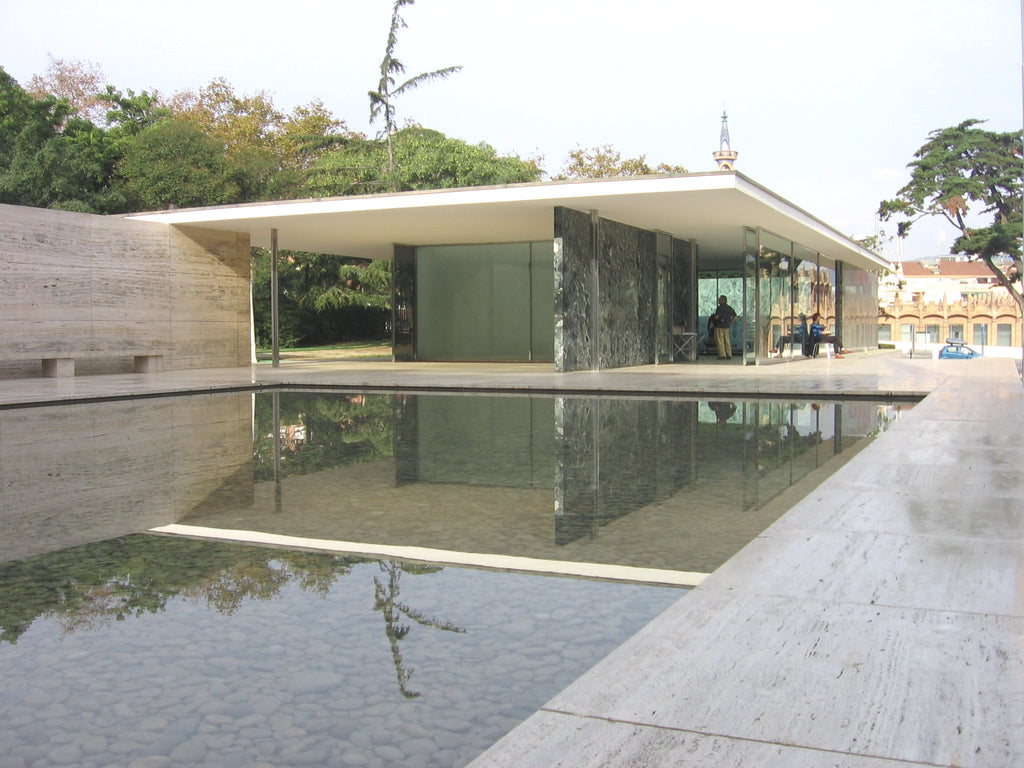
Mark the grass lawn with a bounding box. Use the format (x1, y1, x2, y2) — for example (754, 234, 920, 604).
(255, 340, 391, 361)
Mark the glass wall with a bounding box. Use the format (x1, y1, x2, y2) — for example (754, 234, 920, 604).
(416, 242, 554, 361)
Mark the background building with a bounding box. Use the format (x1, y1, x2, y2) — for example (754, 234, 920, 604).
(878, 257, 1022, 350)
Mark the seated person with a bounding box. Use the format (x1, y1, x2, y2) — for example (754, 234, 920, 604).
(775, 314, 808, 356)
(809, 313, 843, 357)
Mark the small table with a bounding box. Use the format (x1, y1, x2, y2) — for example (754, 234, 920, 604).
(672, 332, 698, 362)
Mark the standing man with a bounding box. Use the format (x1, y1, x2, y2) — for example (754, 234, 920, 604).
(711, 295, 737, 359)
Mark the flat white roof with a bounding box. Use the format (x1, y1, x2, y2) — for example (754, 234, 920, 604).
(127, 172, 889, 271)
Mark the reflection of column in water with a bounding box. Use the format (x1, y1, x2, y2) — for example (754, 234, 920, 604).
(833, 402, 843, 454)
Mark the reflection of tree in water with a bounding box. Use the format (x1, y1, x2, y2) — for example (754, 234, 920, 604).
(373, 560, 466, 699)
(0, 535, 360, 643)
(253, 392, 395, 482)
(2, 537, 469, 699)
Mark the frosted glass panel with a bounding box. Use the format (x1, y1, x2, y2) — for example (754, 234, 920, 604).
(416, 243, 553, 361)
(530, 242, 555, 362)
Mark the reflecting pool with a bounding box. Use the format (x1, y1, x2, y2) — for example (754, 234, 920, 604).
(0, 536, 681, 767)
(0, 390, 909, 767)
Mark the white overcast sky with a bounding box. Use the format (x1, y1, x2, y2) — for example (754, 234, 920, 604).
(2, 0, 1021, 261)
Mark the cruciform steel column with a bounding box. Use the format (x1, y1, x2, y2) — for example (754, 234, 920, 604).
(271, 228, 280, 367)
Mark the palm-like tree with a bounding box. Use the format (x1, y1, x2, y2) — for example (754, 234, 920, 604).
(368, 0, 461, 191)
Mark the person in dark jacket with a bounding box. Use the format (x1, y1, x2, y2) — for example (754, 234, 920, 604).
(710, 295, 737, 359)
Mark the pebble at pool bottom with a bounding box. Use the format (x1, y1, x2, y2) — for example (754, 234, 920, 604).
(0, 538, 683, 768)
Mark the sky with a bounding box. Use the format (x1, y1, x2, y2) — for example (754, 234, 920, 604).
(2, 0, 1022, 262)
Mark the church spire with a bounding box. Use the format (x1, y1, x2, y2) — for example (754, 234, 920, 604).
(713, 110, 738, 171)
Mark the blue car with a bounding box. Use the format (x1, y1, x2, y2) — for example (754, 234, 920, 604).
(938, 339, 981, 359)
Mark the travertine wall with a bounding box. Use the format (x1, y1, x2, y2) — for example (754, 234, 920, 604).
(0, 204, 250, 377)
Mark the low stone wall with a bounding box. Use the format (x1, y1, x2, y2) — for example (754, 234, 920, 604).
(0, 204, 251, 377)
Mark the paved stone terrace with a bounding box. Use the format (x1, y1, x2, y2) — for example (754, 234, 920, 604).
(1, 351, 1021, 767)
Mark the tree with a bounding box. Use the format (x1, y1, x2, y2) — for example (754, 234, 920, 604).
(557, 144, 688, 180)
(879, 119, 1023, 307)
(0, 67, 109, 212)
(167, 78, 345, 202)
(304, 125, 541, 197)
(368, 0, 461, 189)
(116, 118, 239, 209)
(25, 55, 107, 124)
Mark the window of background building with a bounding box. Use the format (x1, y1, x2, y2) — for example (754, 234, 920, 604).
(997, 323, 1012, 346)
(949, 324, 964, 340)
(878, 324, 892, 341)
(973, 323, 989, 345)
(925, 324, 940, 343)
(900, 324, 915, 342)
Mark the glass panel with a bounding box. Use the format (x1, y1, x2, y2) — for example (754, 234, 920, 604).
(530, 242, 555, 362)
(787, 246, 817, 358)
(392, 245, 416, 360)
(698, 270, 743, 357)
(743, 228, 758, 364)
(949, 324, 964, 340)
(925, 324, 940, 343)
(816, 263, 837, 330)
(901, 324, 915, 342)
(838, 263, 879, 350)
(417, 243, 531, 361)
(758, 231, 792, 361)
(997, 323, 1012, 345)
(878, 324, 892, 341)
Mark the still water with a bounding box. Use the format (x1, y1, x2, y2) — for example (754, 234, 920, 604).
(0, 390, 908, 767)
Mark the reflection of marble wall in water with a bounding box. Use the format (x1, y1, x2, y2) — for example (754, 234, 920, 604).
(554, 398, 698, 545)
(0, 394, 253, 562)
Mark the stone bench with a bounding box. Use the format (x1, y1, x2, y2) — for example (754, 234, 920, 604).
(41, 354, 166, 377)
(2, 349, 168, 378)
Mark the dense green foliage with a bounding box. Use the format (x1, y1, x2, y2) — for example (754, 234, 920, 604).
(251, 249, 392, 346)
(305, 125, 541, 196)
(879, 119, 1023, 306)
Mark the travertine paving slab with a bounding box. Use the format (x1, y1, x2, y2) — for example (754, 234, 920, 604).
(471, 709, 908, 768)
(710, 527, 1023, 615)
(536, 590, 1023, 767)
(772, 486, 1024, 540)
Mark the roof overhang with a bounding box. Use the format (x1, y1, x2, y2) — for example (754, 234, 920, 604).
(126, 171, 889, 272)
